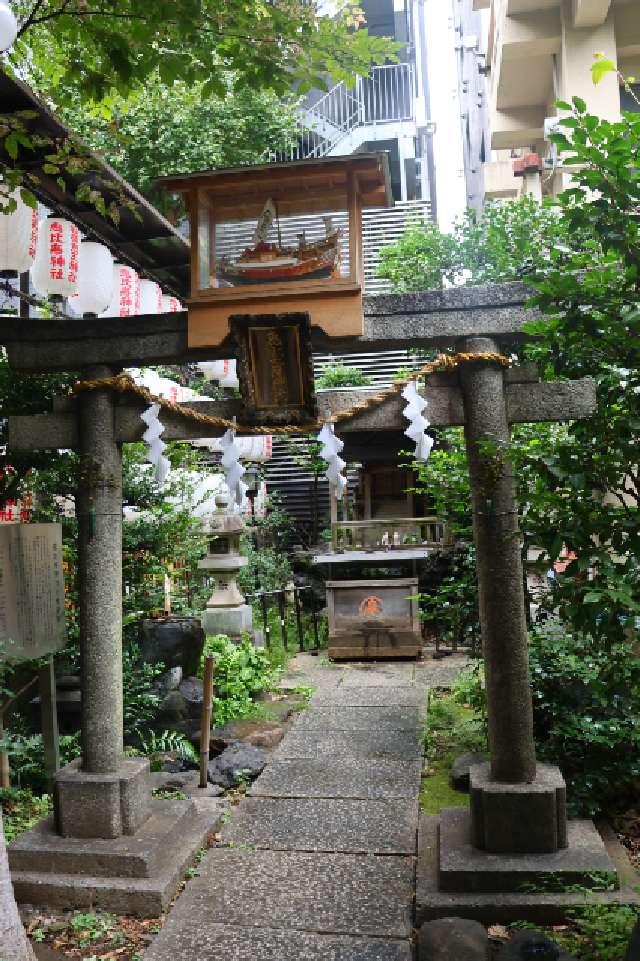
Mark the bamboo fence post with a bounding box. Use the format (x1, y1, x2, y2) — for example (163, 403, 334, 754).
(199, 655, 215, 789)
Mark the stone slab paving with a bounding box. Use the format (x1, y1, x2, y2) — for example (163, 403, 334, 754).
(221, 796, 419, 854)
(144, 655, 448, 960)
(271, 728, 424, 760)
(293, 704, 423, 732)
(145, 849, 413, 950)
(145, 923, 412, 961)
(249, 757, 423, 799)
(414, 655, 470, 689)
(312, 685, 427, 709)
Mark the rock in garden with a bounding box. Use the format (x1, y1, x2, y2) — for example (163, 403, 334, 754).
(178, 676, 204, 719)
(157, 690, 189, 725)
(140, 616, 205, 676)
(160, 666, 183, 691)
(208, 719, 285, 753)
(450, 752, 490, 792)
(207, 742, 268, 788)
(498, 930, 576, 960)
(419, 918, 489, 960)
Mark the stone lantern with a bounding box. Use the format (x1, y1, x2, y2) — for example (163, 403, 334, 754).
(198, 492, 253, 638)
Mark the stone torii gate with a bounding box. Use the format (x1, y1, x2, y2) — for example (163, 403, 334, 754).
(1, 282, 613, 912)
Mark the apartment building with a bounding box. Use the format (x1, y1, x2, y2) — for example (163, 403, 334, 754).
(475, 0, 640, 199)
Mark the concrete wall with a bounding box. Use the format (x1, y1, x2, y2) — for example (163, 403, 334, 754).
(479, 0, 639, 199)
(452, 0, 492, 214)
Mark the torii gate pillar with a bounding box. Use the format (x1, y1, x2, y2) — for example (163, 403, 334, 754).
(458, 337, 567, 855)
(53, 364, 152, 841)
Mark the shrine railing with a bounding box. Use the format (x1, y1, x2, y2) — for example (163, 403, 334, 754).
(331, 516, 448, 553)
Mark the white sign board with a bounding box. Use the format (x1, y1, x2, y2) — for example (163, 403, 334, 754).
(0, 524, 67, 661)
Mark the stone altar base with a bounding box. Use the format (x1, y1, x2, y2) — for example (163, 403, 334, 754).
(9, 758, 225, 916)
(328, 629, 421, 660)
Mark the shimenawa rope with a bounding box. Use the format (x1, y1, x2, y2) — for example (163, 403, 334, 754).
(71, 351, 509, 436)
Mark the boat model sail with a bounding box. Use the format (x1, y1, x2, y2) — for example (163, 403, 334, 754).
(217, 198, 342, 286)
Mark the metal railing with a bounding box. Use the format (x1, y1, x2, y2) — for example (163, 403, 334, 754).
(246, 586, 326, 654)
(272, 63, 416, 162)
(331, 517, 448, 553)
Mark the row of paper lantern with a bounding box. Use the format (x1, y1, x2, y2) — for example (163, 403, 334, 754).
(0, 189, 183, 317)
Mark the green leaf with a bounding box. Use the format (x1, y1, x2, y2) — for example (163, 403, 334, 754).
(591, 58, 617, 85)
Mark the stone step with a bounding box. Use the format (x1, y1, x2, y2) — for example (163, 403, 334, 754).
(145, 922, 413, 961)
(10, 800, 224, 917)
(221, 796, 419, 855)
(417, 813, 640, 925)
(438, 807, 617, 894)
(248, 757, 423, 800)
(10, 800, 195, 879)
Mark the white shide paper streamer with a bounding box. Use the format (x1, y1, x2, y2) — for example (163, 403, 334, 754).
(402, 380, 434, 462)
(141, 403, 171, 484)
(317, 422, 347, 497)
(221, 429, 247, 507)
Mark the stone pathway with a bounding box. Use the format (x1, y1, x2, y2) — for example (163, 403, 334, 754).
(145, 657, 464, 961)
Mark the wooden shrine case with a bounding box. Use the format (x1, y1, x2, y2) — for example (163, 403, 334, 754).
(159, 154, 393, 348)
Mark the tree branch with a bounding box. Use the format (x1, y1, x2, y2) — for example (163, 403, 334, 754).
(18, 0, 68, 37)
(20, 5, 284, 45)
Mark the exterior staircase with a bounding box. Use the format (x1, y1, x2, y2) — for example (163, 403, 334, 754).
(271, 63, 417, 162)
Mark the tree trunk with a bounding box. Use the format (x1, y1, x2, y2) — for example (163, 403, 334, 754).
(0, 809, 35, 961)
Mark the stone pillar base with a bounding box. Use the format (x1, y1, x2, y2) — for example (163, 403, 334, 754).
(202, 604, 253, 639)
(54, 757, 151, 839)
(470, 762, 567, 854)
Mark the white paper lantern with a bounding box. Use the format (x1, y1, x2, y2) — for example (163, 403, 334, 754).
(199, 359, 239, 388)
(0, 188, 38, 274)
(161, 294, 182, 313)
(0, 2, 18, 53)
(31, 217, 80, 297)
(68, 242, 115, 316)
(139, 279, 163, 315)
(103, 263, 141, 317)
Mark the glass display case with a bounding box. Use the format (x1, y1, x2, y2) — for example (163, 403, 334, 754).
(160, 154, 392, 349)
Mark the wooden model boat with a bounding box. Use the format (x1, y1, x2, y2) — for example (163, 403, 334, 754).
(217, 199, 341, 285)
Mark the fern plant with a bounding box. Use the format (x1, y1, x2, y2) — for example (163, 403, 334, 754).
(135, 729, 198, 770)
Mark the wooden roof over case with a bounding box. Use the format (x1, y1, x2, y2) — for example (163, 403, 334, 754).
(0, 71, 190, 298)
(159, 153, 394, 220)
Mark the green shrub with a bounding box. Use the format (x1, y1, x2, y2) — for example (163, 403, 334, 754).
(451, 661, 486, 717)
(315, 364, 371, 389)
(424, 695, 487, 768)
(517, 902, 640, 961)
(0, 732, 80, 792)
(200, 634, 280, 726)
(528, 626, 640, 816)
(0, 787, 52, 842)
(568, 902, 640, 961)
(122, 643, 164, 741)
